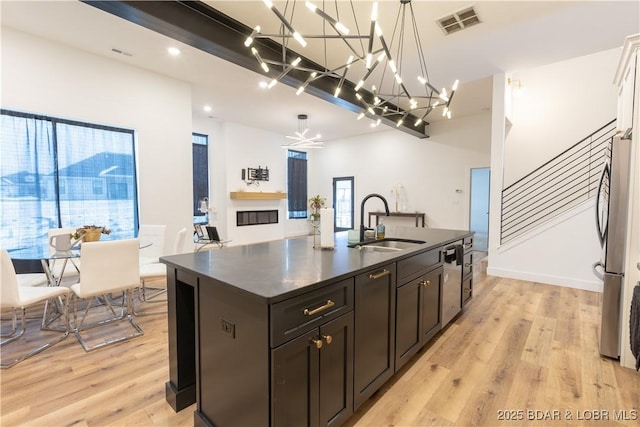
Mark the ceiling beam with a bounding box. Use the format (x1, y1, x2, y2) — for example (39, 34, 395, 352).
(84, 0, 429, 138)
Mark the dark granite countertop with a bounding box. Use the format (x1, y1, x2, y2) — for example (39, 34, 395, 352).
(161, 227, 472, 303)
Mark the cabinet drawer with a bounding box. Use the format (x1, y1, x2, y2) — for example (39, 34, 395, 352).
(463, 236, 473, 253)
(397, 248, 442, 283)
(462, 251, 473, 278)
(271, 278, 354, 347)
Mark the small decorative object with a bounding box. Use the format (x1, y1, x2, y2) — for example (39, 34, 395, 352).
(72, 225, 111, 242)
(243, 166, 269, 187)
(309, 194, 326, 221)
(390, 184, 405, 212)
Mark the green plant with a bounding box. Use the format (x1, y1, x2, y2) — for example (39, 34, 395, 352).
(308, 195, 326, 220)
(72, 225, 112, 240)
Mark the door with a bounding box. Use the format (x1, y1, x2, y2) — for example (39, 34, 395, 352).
(469, 168, 490, 251)
(319, 313, 354, 427)
(354, 264, 396, 410)
(272, 328, 320, 427)
(333, 177, 354, 232)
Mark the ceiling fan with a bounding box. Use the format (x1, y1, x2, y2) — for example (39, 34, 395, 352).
(282, 114, 324, 148)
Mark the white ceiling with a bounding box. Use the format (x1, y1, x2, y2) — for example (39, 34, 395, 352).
(1, 1, 639, 141)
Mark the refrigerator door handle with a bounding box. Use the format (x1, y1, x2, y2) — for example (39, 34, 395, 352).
(592, 261, 605, 280)
(595, 163, 609, 247)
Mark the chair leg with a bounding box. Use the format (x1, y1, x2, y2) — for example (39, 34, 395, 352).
(72, 290, 144, 352)
(1, 300, 70, 369)
(133, 279, 167, 316)
(0, 308, 24, 343)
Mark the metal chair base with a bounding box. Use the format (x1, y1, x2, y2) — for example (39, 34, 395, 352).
(72, 291, 144, 352)
(1, 302, 70, 369)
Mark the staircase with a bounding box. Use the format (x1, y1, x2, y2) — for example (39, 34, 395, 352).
(500, 119, 617, 244)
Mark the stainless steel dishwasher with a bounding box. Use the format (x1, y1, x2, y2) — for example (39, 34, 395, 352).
(442, 242, 463, 326)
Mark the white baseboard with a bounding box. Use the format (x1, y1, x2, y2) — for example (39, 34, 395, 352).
(486, 266, 603, 293)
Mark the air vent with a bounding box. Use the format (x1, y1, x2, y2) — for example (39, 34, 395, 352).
(437, 6, 481, 35)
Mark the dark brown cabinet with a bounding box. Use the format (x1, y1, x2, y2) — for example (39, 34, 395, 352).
(162, 229, 474, 427)
(354, 264, 396, 410)
(272, 312, 354, 427)
(462, 236, 473, 305)
(395, 266, 442, 370)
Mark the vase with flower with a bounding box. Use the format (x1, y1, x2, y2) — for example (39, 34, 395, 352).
(72, 225, 112, 242)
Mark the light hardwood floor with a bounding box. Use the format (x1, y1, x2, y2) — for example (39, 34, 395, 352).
(1, 271, 638, 427)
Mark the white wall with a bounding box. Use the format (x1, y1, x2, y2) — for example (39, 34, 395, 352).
(310, 112, 491, 232)
(503, 48, 621, 186)
(222, 122, 288, 245)
(1, 28, 193, 248)
(488, 48, 621, 291)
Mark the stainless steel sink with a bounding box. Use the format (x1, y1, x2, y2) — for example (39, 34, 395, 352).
(348, 238, 426, 252)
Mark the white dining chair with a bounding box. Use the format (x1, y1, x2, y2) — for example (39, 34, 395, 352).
(135, 227, 188, 315)
(48, 227, 81, 282)
(138, 224, 167, 265)
(70, 239, 143, 351)
(1, 249, 70, 369)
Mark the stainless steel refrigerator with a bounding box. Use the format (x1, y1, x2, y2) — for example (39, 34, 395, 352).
(593, 131, 632, 359)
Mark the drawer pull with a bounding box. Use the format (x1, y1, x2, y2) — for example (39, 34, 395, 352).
(464, 263, 472, 268)
(464, 288, 472, 294)
(311, 338, 323, 349)
(323, 334, 333, 345)
(303, 299, 335, 316)
(419, 280, 431, 287)
(369, 269, 390, 280)
(464, 243, 473, 249)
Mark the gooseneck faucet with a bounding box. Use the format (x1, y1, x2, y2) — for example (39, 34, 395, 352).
(360, 193, 390, 242)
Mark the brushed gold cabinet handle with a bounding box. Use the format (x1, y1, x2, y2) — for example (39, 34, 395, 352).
(303, 299, 335, 316)
(464, 289, 472, 294)
(464, 263, 472, 268)
(369, 269, 390, 280)
(419, 280, 430, 287)
(311, 338, 323, 349)
(323, 334, 333, 345)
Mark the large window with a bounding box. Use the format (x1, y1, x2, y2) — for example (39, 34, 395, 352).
(0, 109, 138, 251)
(287, 150, 308, 219)
(192, 133, 209, 224)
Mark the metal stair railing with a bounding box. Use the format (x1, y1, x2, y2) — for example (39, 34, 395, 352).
(500, 119, 616, 245)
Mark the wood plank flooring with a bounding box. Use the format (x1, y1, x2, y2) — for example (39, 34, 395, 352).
(2, 270, 639, 427)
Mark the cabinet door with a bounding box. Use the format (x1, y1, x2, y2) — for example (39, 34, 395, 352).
(354, 264, 396, 410)
(462, 276, 473, 305)
(319, 312, 354, 427)
(272, 329, 320, 427)
(421, 267, 442, 343)
(395, 278, 421, 371)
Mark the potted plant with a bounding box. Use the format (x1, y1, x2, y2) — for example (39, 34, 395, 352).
(72, 225, 112, 242)
(308, 195, 326, 221)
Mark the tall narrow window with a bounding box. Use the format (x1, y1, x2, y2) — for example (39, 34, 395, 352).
(0, 109, 138, 250)
(287, 150, 308, 219)
(192, 133, 209, 224)
(333, 176, 354, 231)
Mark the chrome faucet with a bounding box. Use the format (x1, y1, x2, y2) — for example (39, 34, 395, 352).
(360, 193, 390, 242)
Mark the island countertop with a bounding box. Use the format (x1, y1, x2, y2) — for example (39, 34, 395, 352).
(160, 226, 472, 303)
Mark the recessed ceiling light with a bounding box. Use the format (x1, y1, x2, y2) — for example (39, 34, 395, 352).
(203, 105, 212, 112)
(167, 47, 181, 56)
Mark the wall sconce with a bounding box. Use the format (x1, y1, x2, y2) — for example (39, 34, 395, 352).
(508, 78, 525, 95)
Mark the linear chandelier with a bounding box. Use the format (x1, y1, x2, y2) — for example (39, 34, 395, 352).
(282, 114, 324, 148)
(244, 0, 459, 131)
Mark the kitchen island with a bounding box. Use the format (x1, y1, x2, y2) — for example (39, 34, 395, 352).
(160, 227, 473, 427)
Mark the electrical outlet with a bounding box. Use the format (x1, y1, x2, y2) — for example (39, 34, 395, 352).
(220, 318, 235, 338)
